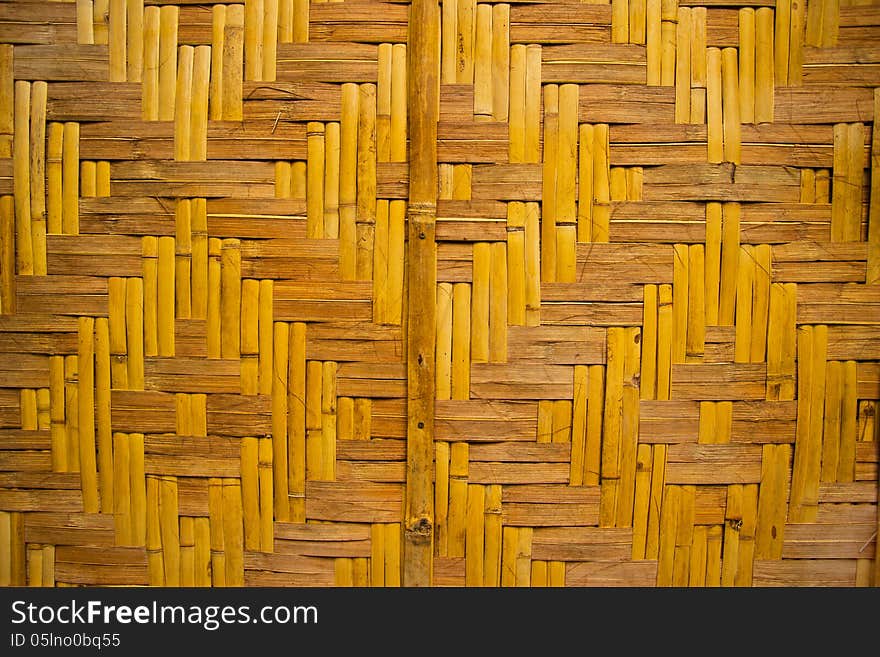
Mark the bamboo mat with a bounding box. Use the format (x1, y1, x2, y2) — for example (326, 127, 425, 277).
(0, 0, 878, 588)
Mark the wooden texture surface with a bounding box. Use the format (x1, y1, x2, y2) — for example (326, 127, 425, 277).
(0, 0, 878, 588)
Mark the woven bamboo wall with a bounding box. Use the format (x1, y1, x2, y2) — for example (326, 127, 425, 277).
(0, 0, 878, 588)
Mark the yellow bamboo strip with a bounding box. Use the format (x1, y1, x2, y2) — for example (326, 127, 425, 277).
(805, 0, 823, 46)
(641, 285, 658, 400)
(674, 8, 691, 123)
(374, 201, 390, 323)
(656, 284, 673, 399)
(869, 94, 880, 281)
(0, 48, 10, 152)
(703, 524, 722, 587)
(146, 476, 166, 586)
(126, 0, 143, 82)
(335, 558, 354, 587)
(801, 167, 817, 202)
(515, 527, 532, 586)
(509, 45, 525, 162)
(0, 196, 12, 314)
(592, 124, 610, 242)
(142, 6, 159, 119)
(142, 237, 158, 359)
(257, 280, 273, 395)
(491, 5, 509, 121)
(288, 323, 306, 521)
(26, 546, 42, 588)
(221, 478, 244, 586)
(77, 317, 99, 513)
(775, 0, 791, 85)
(324, 122, 341, 238)
(95, 319, 113, 514)
(223, 5, 244, 120)
(357, 81, 377, 230)
(114, 433, 133, 544)
(305, 360, 322, 481)
(524, 202, 541, 325)
(209, 5, 225, 120)
(553, 399, 572, 445)
(612, 0, 629, 43)
(735, 484, 758, 586)
(441, 0, 457, 83)
(584, 367, 607, 483)
(175, 200, 192, 319)
(739, 9, 755, 124)
(29, 81, 47, 274)
(821, 361, 842, 482)
(157, 6, 178, 121)
(689, 525, 707, 586)
(577, 124, 594, 242)
(524, 46, 541, 163)
(465, 484, 485, 585)
(371, 523, 386, 585)
(220, 239, 241, 358)
(387, 200, 405, 325)
(657, 484, 680, 586)
(245, 0, 264, 82)
(13, 82, 33, 274)
(531, 560, 547, 586)
(750, 244, 770, 362)
(241, 279, 259, 395)
(64, 356, 80, 471)
(21, 390, 36, 430)
(448, 443, 468, 558)
(541, 86, 559, 282)
(45, 122, 62, 236)
(646, 0, 661, 85)
(838, 361, 857, 482)
(434, 441, 451, 558)
(755, 8, 774, 123)
(474, 5, 492, 119)
(831, 124, 848, 241)
(660, 19, 675, 87)
(845, 122, 865, 242)
(500, 526, 516, 586)
(632, 443, 653, 558)
(570, 365, 589, 485)
(292, 0, 308, 43)
(37, 388, 49, 431)
(384, 523, 401, 587)
(306, 122, 325, 238)
(721, 48, 741, 164)
(557, 84, 578, 281)
(373, 44, 389, 160)
(190, 46, 210, 160)
(321, 361, 337, 481)
(180, 516, 195, 586)
(484, 484, 502, 586)
(122, 278, 143, 391)
(788, 0, 805, 85)
(766, 283, 797, 401)
(672, 485, 695, 586)
(721, 484, 742, 586)
(207, 238, 221, 358)
(257, 438, 274, 552)
(76, 0, 94, 45)
(686, 245, 705, 362)
(472, 242, 490, 362)
(339, 84, 359, 279)
(94, 0, 109, 44)
(718, 203, 740, 326)
(109, 0, 127, 82)
(706, 48, 723, 164)
(451, 283, 471, 399)
(456, 0, 475, 84)
(81, 161, 97, 198)
(755, 443, 789, 559)
(537, 400, 553, 444)
(616, 327, 641, 528)
(703, 203, 722, 325)
(159, 476, 180, 586)
(207, 478, 226, 586)
(157, 236, 175, 357)
(734, 246, 755, 363)
(691, 8, 707, 91)
(672, 244, 688, 364)
(262, 0, 278, 81)
(391, 44, 407, 162)
(96, 161, 110, 197)
(631, 0, 647, 45)
(193, 518, 211, 585)
(489, 241, 508, 362)
(241, 437, 260, 550)
(436, 283, 453, 400)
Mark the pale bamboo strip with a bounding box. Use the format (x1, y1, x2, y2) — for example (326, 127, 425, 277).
(388, 200, 405, 325)
(180, 517, 194, 586)
(472, 242, 490, 362)
(159, 476, 180, 585)
(208, 478, 226, 586)
(306, 122, 325, 238)
(441, 0, 457, 84)
(146, 478, 164, 584)
(755, 8, 774, 123)
(336, 559, 354, 587)
(142, 237, 159, 356)
(289, 322, 306, 521)
(451, 283, 471, 399)
(188, 198, 206, 321)
(96, 161, 110, 197)
(721, 48, 741, 164)
(258, 280, 273, 395)
(263, 0, 278, 81)
(448, 443, 468, 557)
(570, 365, 589, 485)
(324, 122, 341, 238)
(735, 484, 758, 586)
(686, 245, 705, 362)
(631, 0, 647, 45)
(0, 197, 12, 314)
(158, 6, 178, 121)
(222, 478, 244, 586)
(340, 84, 359, 279)
(292, 0, 308, 43)
(483, 484, 502, 586)
(435, 442, 450, 556)
(720, 484, 742, 586)
(515, 527, 532, 587)
(474, 5, 492, 119)
(660, 19, 675, 87)
(788, 0, 805, 85)
(157, 236, 175, 357)
(391, 45, 407, 162)
(531, 560, 547, 586)
(81, 161, 96, 198)
(465, 484, 485, 585)
(492, 5, 509, 121)
(21, 390, 36, 431)
(524, 202, 540, 326)
(557, 85, 577, 281)
(632, 444, 653, 558)
(220, 239, 241, 358)
(193, 518, 211, 586)
(76, 318, 99, 512)
(719, 203, 740, 326)
(739, 9, 755, 124)
(592, 124, 610, 242)
(755, 443, 790, 559)
(371, 523, 386, 585)
(241, 436, 260, 550)
(61, 122, 79, 234)
(844, 122, 865, 242)
(374, 201, 389, 323)
(734, 246, 755, 363)
(95, 319, 113, 514)
(210, 5, 225, 121)
(0, 48, 9, 154)
(767, 283, 797, 401)
(13, 82, 33, 274)
(143, 6, 159, 119)
(509, 45, 525, 162)
(94, 0, 109, 44)
(501, 526, 516, 586)
(223, 5, 244, 120)
(125, 277, 144, 389)
(64, 356, 80, 471)
(601, 328, 625, 525)
(674, 8, 691, 124)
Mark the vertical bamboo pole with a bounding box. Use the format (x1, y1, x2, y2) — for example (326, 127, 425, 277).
(674, 8, 691, 124)
(14, 82, 33, 274)
(404, 0, 439, 586)
(158, 6, 178, 121)
(223, 5, 244, 121)
(646, 0, 661, 85)
(721, 48, 741, 164)
(755, 8, 774, 124)
(289, 322, 306, 521)
(739, 9, 755, 124)
(143, 6, 159, 119)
